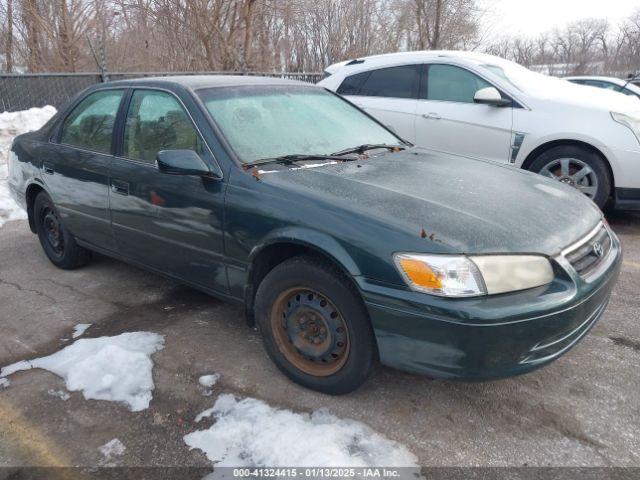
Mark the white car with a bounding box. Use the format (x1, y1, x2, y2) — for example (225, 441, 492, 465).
(565, 76, 640, 100)
(319, 51, 640, 210)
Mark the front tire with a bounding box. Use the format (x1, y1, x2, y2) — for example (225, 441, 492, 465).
(528, 145, 611, 209)
(34, 191, 91, 270)
(254, 255, 376, 395)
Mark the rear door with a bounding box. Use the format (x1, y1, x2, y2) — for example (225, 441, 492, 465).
(337, 65, 421, 142)
(109, 88, 228, 293)
(47, 88, 125, 251)
(415, 64, 513, 163)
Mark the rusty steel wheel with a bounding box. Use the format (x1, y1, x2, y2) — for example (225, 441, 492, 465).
(270, 287, 351, 377)
(255, 255, 376, 394)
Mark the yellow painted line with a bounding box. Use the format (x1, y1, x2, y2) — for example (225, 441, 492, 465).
(0, 398, 86, 478)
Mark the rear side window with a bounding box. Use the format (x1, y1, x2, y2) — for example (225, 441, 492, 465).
(356, 65, 420, 99)
(60, 90, 124, 154)
(123, 90, 205, 163)
(425, 64, 492, 103)
(337, 71, 371, 95)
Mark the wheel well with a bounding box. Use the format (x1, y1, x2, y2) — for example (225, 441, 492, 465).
(244, 242, 359, 326)
(521, 140, 615, 194)
(25, 184, 45, 233)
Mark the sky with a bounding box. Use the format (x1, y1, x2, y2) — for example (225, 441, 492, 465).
(485, 0, 640, 39)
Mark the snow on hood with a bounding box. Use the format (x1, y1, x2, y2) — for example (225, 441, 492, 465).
(537, 78, 640, 114)
(184, 394, 419, 467)
(0, 332, 165, 412)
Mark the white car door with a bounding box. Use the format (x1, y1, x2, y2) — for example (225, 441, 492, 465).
(338, 65, 421, 143)
(415, 64, 514, 163)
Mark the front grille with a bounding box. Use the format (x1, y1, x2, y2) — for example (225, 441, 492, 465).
(564, 223, 612, 278)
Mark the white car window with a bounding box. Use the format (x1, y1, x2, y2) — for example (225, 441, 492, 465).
(425, 65, 491, 103)
(356, 65, 420, 99)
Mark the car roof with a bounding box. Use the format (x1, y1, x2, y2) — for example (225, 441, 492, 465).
(324, 50, 508, 74)
(103, 75, 313, 90)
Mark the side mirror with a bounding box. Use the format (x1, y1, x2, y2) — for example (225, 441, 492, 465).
(156, 150, 214, 177)
(474, 87, 511, 107)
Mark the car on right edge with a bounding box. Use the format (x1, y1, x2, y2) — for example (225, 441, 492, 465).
(565, 75, 640, 100)
(319, 50, 640, 210)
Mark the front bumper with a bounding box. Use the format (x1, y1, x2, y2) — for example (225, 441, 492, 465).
(358, 233, 622, 381)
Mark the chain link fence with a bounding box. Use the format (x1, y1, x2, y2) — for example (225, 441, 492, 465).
(0, 71, 324, 112)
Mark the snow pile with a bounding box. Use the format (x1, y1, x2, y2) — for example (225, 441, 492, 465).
(0, 106, 56, 227)
(184, 394, 418, 467)
(0, 332, 164, 412)
(72, 323, 92, 339)
(99, 438, 126, 461)
(0, 378, 9, 389)
(0, 106, 56, 164)
(198, 373, 220, 397)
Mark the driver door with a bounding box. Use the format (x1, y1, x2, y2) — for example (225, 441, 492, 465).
(415, 64, 514, 163)
(109, 88, 228, 293)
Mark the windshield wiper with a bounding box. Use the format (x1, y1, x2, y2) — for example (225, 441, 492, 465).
(620, 72, 640, 92)
(331, 144, 407, 156)
(242, 154, 351, 169)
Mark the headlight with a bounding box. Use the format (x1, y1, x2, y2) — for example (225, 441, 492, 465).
(393, 253, 553, 297)
(611, 112, 640, 144)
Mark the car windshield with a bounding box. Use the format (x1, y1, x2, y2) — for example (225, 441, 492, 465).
(197, 85, 401, 164)
(476, 59, 567, 96)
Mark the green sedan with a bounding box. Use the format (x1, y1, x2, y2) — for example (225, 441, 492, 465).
(8, 76, 622, 394)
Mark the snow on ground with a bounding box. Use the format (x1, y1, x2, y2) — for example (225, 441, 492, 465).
(47, 389, 71, 401)
(0, 378, 9, 389)
(99, 438, 126, 461)
(198, 373, 220, 397)
(0, 332, 164, 412)
(72, 323, 93, 339)
(0, 106, 56, 227)
(184, 394, 419, 467)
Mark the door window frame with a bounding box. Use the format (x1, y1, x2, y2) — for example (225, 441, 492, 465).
(52, 87, 127, 156)
(113, 86, 223, 177)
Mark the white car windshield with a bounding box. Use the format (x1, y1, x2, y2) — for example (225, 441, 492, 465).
(197, 85, 401, 164)
(475, 59, 566, 96)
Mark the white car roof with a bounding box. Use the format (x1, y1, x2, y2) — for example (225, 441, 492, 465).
(324, 50, 509, 74)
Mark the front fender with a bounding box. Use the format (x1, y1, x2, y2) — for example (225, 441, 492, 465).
(248, 226, 362, 277)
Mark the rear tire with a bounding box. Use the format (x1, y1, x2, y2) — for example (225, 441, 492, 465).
(34, 191, 91, 270)
(528, 145, 611, 209)
(254, 255, 376, 395)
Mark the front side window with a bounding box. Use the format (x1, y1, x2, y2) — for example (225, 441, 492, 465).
(425, 64, 492, 103)
(198, 86, 400, 164)
(357, 65, 420, 99)
(123, 90, 204, 163)
(60, 89, 124, 154)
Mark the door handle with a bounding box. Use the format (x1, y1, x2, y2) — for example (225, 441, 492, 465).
(422, 113, 442, 120)
(111, 180, 129, 196)
(43, 162, 55, 175)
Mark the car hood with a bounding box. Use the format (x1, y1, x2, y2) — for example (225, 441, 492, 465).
(532, 79, 640, 113)
(261, 149, 602, 255)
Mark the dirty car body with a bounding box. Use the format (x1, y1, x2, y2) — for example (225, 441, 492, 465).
(8, 76, 622, 392)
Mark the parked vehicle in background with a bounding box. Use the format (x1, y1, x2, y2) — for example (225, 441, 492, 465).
(8, 76, 621, 394)
(565, 76, 640, 100)
(319, 51, 640, 210)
